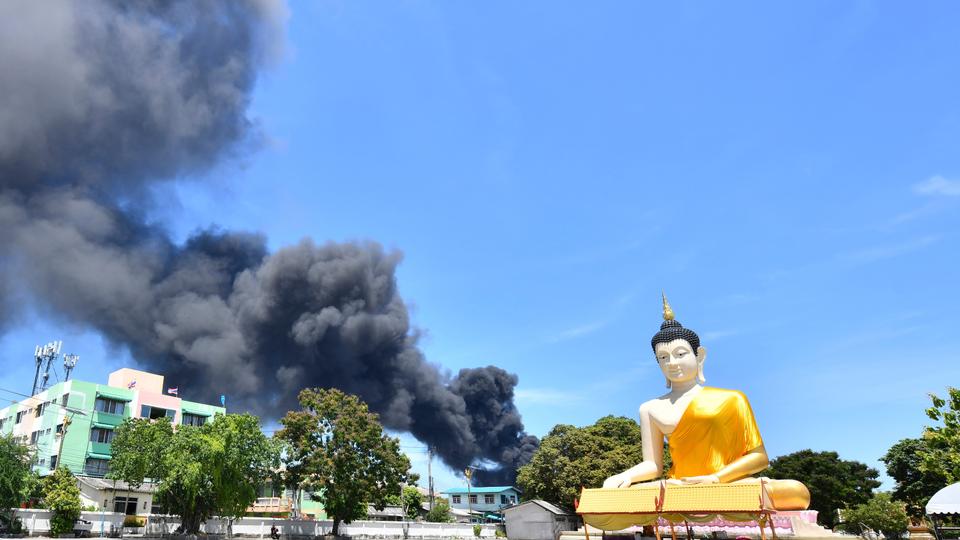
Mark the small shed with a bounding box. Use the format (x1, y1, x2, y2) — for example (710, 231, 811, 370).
(504, 500, 579, 540)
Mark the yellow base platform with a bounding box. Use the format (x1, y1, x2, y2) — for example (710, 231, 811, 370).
(577, 482, 775, 531)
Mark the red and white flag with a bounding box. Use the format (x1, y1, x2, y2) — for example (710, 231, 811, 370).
(167, 387, 178, 396)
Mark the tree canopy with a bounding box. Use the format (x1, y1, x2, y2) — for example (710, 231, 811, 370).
(110, 413, 278, 534)
(42, 467, 82, 536)
(0, 435, 33, 527)
(920, 387, 960, 486)
(400, 486, 424, 520)
(882, 437, 945, 522)
(516, 415, 656, 511)
(276, 388, 413, 535)
(766, 449, 880, 528)
(109, 417, 174, 488)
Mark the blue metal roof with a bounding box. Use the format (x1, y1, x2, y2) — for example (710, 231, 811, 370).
(442, 486, 520, 494)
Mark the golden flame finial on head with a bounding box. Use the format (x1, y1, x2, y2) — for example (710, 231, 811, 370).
(661, 291, 675, 321)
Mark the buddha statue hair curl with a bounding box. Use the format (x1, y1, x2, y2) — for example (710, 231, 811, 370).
(650, 319, 701, 356)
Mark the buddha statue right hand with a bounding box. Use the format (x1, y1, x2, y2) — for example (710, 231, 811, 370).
(602, 472, 633, 488)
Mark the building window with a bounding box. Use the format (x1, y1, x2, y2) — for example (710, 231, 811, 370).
(510, 495, 516, 504)
(15, 410, 26, 424)
(50, 455, 58, 468)
(90, 427, 115, 444)
(30, 430, 41, 444)
(113, 496, 138, 515)
(452, 495, 461, 504)
(62, 394, 69, 406)
(469, 495, 477, 504)
(95, 397, 125, 415)
(484, 494, 494, 504)
(151, 503, 164, 515)
(56, 424, 63, 434)
(500, 495, 508, 504)
(85, 458, 110, 476)
(182, 413, 207, 427)
(35, 402, 46, 417)
(141, 405, 175, 420)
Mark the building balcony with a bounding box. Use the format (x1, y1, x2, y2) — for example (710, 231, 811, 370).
(248, 497, 292, 514)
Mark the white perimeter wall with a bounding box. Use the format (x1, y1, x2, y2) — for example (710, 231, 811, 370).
(12, 509, 498, 538)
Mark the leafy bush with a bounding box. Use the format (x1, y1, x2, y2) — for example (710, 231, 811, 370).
(495, 528, 507, 537)
(473, 524, 482, 537)
(42, 467, 82, 536)
(840, 493, 909, 539)
(123, 515, 146, 527)
(0, 515, 23, 534)
(424, 498, 453, 523)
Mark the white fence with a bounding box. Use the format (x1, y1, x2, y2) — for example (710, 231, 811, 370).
(11, 509, 498, 538)
(13, 509, 125, 536)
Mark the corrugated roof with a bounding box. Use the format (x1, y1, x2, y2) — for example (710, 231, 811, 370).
(503, 500, 571, 516)
(443, 486, 519, 494)
(78, 476, 158, 494)
(366, 504, 404, 517)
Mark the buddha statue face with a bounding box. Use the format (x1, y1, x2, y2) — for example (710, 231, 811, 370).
(654, 338, 706, 387)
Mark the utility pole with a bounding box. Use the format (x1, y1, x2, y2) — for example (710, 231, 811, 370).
(427, 447, 435, 511)
(464, 468, 473, 523)
(56, 412, 72, 470)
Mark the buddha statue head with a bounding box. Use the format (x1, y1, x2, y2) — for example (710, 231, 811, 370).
(651, 294, 706, 388)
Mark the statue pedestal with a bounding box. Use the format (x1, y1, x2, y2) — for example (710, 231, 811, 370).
(561, 512, 825, 539)
(575, 484, 833, 538)
(908, 525, 935, 540)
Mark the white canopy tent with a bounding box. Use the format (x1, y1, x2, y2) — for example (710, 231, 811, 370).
(928, 483, 960, 515)
(927, 483, 960, 540)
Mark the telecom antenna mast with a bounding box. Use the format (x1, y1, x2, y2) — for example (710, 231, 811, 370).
(63, 353, 80, 381)
(31, 340, 62, 396)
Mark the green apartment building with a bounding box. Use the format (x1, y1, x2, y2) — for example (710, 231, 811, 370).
(0, 368, 224, 513)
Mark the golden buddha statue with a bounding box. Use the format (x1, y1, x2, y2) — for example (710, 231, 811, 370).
(601, 294, 810, 511)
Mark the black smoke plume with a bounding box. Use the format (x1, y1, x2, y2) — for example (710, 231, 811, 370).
(0, 0, 536, 483)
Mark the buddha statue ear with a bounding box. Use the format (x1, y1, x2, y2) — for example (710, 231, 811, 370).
(696, 346, 707, 384)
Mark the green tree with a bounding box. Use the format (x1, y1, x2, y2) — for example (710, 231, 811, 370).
(920, 387, 960, 486)
(424, 497, 453, 523)
(110, 413, 278, 534)
(109, 418, 174, 488)
(206, 414, 281, 533)
(840, 493, 909, 539)
(881, 438, 945, 523)
(42, 467, 82, 536)
(517, 416, 656, 511)
(766, 450, 880, 529)
(277, 388, 413, 536)
(0, 435, 33, 528)
(400, 486, 424, 520)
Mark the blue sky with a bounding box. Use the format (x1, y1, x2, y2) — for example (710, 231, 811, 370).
(3, 1, 960, 492)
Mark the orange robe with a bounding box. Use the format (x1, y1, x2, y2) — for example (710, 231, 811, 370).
(667, 387, 764, 479)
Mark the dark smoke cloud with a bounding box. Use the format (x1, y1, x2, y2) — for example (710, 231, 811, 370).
(0, 0, 536, 482)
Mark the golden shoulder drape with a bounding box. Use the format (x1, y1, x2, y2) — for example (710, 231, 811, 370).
(667, 387, 763, 479)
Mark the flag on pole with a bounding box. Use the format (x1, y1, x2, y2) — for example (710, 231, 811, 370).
(127, 379, 137, 389)
(167, 387, 178, 396)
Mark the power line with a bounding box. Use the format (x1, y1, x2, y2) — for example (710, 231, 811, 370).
(0, 386, 88, 416)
